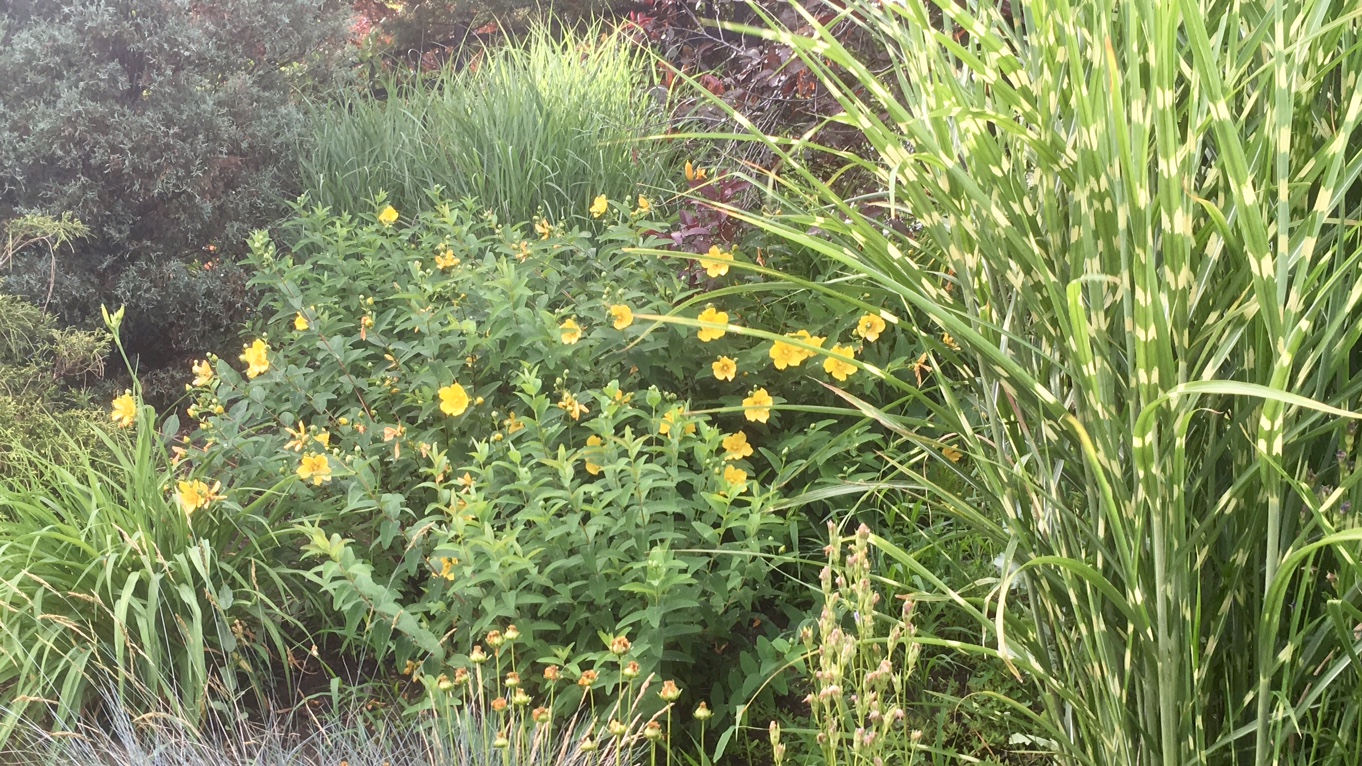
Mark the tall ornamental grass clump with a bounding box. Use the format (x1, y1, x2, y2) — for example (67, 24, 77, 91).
(705, 0, 1362, 763)
(0, 328, 298, 743)
(304, 26, 672, 226)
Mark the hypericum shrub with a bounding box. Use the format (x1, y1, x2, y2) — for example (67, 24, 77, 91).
(180, 197, 788, 690)
(304, 25, 673, 227)
(0, 0, 349, 372)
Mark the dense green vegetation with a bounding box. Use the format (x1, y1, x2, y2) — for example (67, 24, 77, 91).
(2, 1, 1361, 765)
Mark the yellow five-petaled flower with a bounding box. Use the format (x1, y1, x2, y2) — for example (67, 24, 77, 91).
(378, 205, 399, 226)
(559, 318, 583, 344)
(856, 313, 887, 342)
(608, 304, 633, 330)
(294, 313, 309, 331)
(558, 391, 589, 421)
(769, 330, 825, 370)
(439, 383, 471, 417)
(584, 434, 604, 475)
(589, 195, 609, 218)
(743, 388, 773, 423)
(712, 356, 737, 381)
(635, 196, 652, 215)
(696, 307, 728, 342)
(297, 453, 332, 485)
(722, 465, 748, 494)
(111, 391, 137, 428)
(722, 431, 753, 461)
(176, 479, 222, 515)
(191, 359, 214, 387)
(700, 245, 733, 278)
(823, 343, 857, 382)
(240, 339, 270, 379)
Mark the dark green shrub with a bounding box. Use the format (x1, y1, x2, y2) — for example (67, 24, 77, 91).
(0, 0, 349, 373)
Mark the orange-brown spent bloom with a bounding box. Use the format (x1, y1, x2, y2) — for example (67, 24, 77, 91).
(543, 665, 562, 682)
(578, 669, 599, 688)
(659, 679, 683, 702)
(609, 635, 631, 656)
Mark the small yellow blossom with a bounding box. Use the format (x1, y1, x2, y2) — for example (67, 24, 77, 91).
(314, 430, 331, 449)
(504, 412, 525, 434)
(378, 205, 399, 226)
(191, 359, 214, 387)
(176, 479, 221, 515)
(942, 333, 960, 351)
(435, 250, 461, 270)
(684, 161, 707, 182)
(823, 343, 857, 381)
(696, 307, 728, 342)
(712, 356, 737, 381)
(700, 245, 733, 278)
(297, 453, 332, 485)
(239, 339, 270, 379)
(436, 556, 458, 581)
(856, 314, 887, 342)
(743, 388, 773, 423)
(722, 465, 748, 494)
(558, 392, 589, 421)
(535, 219, 553, 239)
(584, 434, 604, 475)
(589, 195, 609, 218)
(943, 445, 963, 463)
(560, 318, 583, 345)
(439, 384, 471, 417)
(658, 407, 696, 436)
(284, 421, 310, 452)
(722, 431, 753, 461)
(111, 391, 137, 428)
(294, 313, 309, 331)
(608, 304, 634, 330)
(768, 340, 803, 370)
(635, 196, 652, 215)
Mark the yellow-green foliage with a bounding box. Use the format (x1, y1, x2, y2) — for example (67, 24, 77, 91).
(0, 294, 108, 473)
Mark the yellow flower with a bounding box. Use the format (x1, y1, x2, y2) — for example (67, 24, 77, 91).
(239, 339, 270, 379)
(558, 392, 588, 421)
(378, 205, 399, 226)
(504, 412, 525, 434)
(535, 219, 553, 239)
(560, 318, 583, 344)
(439, 384, 471, 416)
(314, 430, 331, 449)
(722, 465, 748, 494)
(684, 161, 707, 182)
(742, 388, 773, 423)
(700, 245, 733, 278)
(435, 250, 461, 270)
(823, 343, 857, 381)
(584, 434, 604, 476)
(284, 421, 310, 451)
(176, 479, 221, 515)
(769, 331, 824, 370)
(696, 307, 728, 342)
(191, 359, 214, 387)
(608, 304, 634, 330)
(768, 340, 803, 370)
(635, 195, 652, 214)
(658, 407, 694, 436)
(590, 195, 609, 218)
(297, 453, 333, 485)
(712, 356, 737, 381)
(856, 313, 887, 342)
(436, 556, 458, 581)
(294, 313, 309, 331)
(942, 332, 961, 351)
(111, 391, 137, 428)
(722, 431, 753, 461)
(943, 445, 963, 463)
